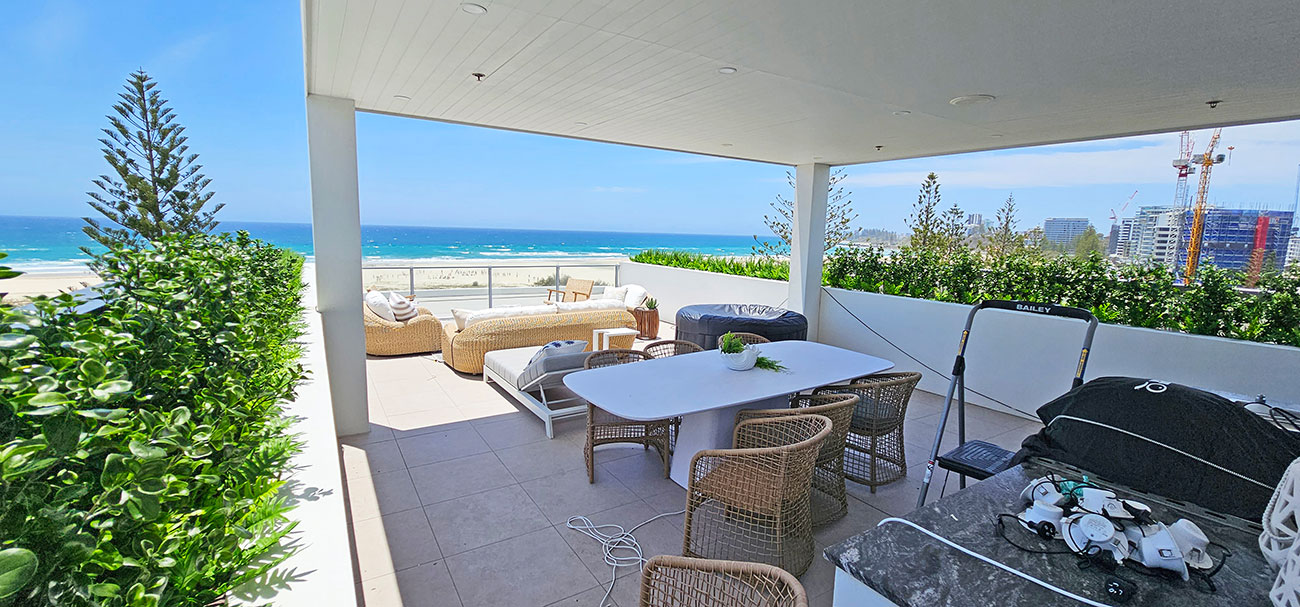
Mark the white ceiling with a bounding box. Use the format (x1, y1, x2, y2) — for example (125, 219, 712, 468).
(303, 0, 1300, 166)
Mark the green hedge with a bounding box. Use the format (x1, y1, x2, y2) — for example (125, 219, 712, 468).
(632, 247, 1300, 347)
(0, 232, 306, 606)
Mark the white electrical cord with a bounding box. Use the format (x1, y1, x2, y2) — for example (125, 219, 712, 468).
(878, 517, 1113, 607)
(565, 509, 686, 607)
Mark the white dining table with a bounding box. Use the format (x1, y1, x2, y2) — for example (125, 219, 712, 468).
(563, 340, 894, 487)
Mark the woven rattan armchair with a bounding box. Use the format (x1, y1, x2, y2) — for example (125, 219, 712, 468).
(583, 349, 673, 483)
(682, 414, 832, 576)
(545, 277, 594, 303)
(813, 372, 922, 492)
(639, 555, 808, 607)
(363, 304, 441, 356)
(643, 339, 704, 358)
(736, 393, 860, 527)
(729, 332, 770, 346)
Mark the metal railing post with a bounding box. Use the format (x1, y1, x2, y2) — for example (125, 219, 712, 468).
(614, 264, 620, 286)
(555, 267, 561, 290)
(487, 267, 494, 308)
(408, 267, 415, 297)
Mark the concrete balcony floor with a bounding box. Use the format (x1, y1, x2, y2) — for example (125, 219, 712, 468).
(341, 344, 1042, 607)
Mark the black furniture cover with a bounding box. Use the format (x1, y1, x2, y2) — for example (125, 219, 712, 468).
(675, 303, 807, 349)
(1013, 376, 1300, 520)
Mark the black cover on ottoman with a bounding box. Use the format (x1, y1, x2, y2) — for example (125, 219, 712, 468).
(675, 303, 807, 349)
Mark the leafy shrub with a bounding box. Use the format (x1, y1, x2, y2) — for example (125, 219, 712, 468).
(637, 247, 1300, 347)
(0, 232, 305, 606)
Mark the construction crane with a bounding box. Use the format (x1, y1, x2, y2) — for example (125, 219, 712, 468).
(1172, 131, 1196, 267)
(1245, 215, 1271, 287)
(1183, 128, 1227, 283)
(1109, 190, 1138, 224)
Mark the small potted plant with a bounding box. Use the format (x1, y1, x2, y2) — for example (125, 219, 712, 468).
(634, 297, 660, 339)
(718, 332, 786, 372)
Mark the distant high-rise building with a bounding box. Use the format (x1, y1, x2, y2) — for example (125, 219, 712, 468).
(1115, 217, 1139, 258)
(965, 213, 985, 237)
(1288, 235, 1300, 268)
(1176, 208, 1295, 272)
(1130, 206, 1182, 267)
(1043, 217, 1090, 245)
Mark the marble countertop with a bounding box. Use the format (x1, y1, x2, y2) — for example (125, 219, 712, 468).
(825, 463, 1274, 606)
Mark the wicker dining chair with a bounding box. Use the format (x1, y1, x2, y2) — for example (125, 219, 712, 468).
(736, 393, 860, 527)
(813, 372, 922, 492)
(639, 555, 808, 607)
(643, 339, 704, 359)
(682, 414, 832, 576)
(729, 332, 770, 345)
(583, 349, 673, 483)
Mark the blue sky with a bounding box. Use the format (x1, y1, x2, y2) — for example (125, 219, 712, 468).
(3, 1, 1299, 237)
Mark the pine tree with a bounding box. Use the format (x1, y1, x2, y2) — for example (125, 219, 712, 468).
(984, 193, 1024, 259)
(940, 201, 966, 256)
(753, 168, 858, 256)
(906, 172, 943, 252)
(84, 70, 222, 249)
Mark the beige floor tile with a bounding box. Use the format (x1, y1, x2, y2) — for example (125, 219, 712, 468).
(641, 485, 688, 516)
(558, 501, 684, 581)
(379, 379, 453, 417)
(347, 469, 421, 522)
(495, 436, 586, 482)
(544, 585, 613, 607)
(397, 425, 491, 468)
(360, 560, 461, 607)
(343, 440, 408, 480)
(387, 408, 474, 439)
(422, 485, 551, 556)
(813, 501, 889, 549)
(809, 589, 834, 607)
(472, 414, 551, 450)
(598, 450, 677, 499)
(353, 508, 442, 581)
(847, 473, 932, 517)
(340, 422, 396, 446)
(520, 466, 641, 525)
(453, 397, 530, 425)
(798, 552, 839, 598)
(408, 452, 516, 505)
(445, 527, 599, 607)
(602, 576, 643, 607)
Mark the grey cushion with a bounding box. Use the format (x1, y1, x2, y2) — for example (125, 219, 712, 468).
(484, 346, 588, 390)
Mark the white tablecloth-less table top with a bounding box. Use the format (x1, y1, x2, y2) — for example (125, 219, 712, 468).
(564, 341, 894, 487)
(564, 340, 894, 421)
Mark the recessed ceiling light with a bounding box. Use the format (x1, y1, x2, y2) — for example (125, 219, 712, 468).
(574, 121, 588, 126)
(892, 110, 911, 116)
(990, 133, 1004, 138)
(460, 3, 488, 15)
(393, 94, 411, 101)
(717, 67, 738, 75)
(949, 94, 996, 106)
(812, 156, 823, 160)
(720, 143, 733, 147)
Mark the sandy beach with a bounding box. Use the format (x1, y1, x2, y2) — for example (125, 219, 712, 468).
(1, 271, 101, 305)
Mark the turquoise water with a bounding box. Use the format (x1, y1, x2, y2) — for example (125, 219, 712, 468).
(1, 215, 766, 272)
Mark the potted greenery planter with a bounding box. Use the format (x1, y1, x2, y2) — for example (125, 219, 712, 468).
(718, 332, 786, 372)
(720, 344, 759, 370)
(634, 297, 660, 339)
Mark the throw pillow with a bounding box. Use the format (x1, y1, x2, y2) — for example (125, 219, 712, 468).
(623, 284, 649, 309)
(387, 292, 418, 321)
(601, 285, 629, 302)
(365, 290, 396, 322)
(451, 308, 473, 331)
(528, 339, 588, 366)
(465, 304, 556, 328)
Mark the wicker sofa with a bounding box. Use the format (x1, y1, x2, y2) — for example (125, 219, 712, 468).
(441, 309, 636, 374)
(363, 304, 442, 356)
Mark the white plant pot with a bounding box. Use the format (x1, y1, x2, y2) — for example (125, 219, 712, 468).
(720, 346, 758, 371)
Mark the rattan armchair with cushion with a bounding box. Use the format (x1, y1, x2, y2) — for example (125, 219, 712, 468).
(643, 339, 704, 358)
(813, 371, 922, 492)
(583, 349, 673, 483)
(736, 393, 860, 527)
(363, 303, 441, 356)
(639, 555, 808, 607)
(682, 414, 832, 576)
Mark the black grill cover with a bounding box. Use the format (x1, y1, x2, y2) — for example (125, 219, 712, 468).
(1013, 376, 1300, 520)
(675, 304, 807, 349)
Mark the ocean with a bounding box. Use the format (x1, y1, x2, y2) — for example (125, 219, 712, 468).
(0, 215, 765, 272)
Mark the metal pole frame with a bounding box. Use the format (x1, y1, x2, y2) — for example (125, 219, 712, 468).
(916, 300, 1098, 509)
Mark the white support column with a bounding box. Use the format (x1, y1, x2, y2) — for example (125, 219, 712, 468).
(306, 94, 369, 436)
(789, 163, 830, 341)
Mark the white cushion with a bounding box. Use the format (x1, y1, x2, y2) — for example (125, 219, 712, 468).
(623, 284, 649, 309)
(554, 299, 626, 313)
(365, 290, 396, 322)
(465, 304, 556, 328)
(601, 285, 629, 301)
(527, 339, 588, 366)
(451, 308, 474, 331)
(387, 292, 418, 321)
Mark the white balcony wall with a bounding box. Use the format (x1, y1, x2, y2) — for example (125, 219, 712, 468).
(622, 262, 1300, 417)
